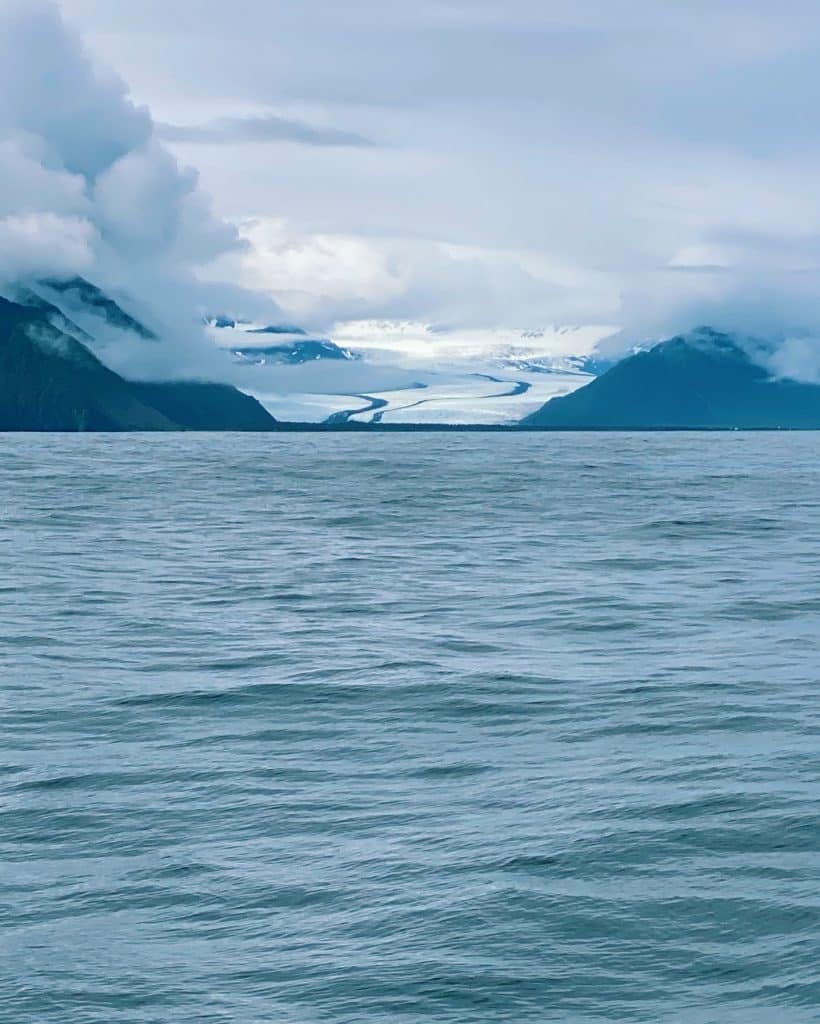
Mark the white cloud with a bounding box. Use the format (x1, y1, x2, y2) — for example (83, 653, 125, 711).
(5, 0, 820, 378)
(52, 0, 820, 359)
(0, 212, 97, 279)
(215, 217, 619, 334)
(0, 0, 267, 381)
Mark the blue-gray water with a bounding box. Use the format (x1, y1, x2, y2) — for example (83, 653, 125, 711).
(3, 433, 820, 1024)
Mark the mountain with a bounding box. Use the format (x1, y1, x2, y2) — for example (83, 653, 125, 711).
(129, 381, 276, 430)
(232, 339, 357, 365)
(0, 296, 276, 431)
(498, 352, 617, 376)
(246, 324, 309, 336)
(210, 318, 306, 334)
(206, 317, 357, 364)
(522, 328, 820, 429)
(40, 276, 158, 340)
(9, 286, 96, 344)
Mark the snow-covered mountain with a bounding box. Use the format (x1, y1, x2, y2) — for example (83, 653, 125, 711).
(328, 320, 617, 369)
(3, 282, 617, 424)
(207, 316, 615, 423)
(205, 318, 358, 365)
(523, 326, 820, 429)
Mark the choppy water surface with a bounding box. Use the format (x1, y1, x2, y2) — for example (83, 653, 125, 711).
(3, 433, 820, 1023)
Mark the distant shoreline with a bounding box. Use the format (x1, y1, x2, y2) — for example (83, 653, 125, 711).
(265, 423, 813, 432)
(2, 424, 815, 434)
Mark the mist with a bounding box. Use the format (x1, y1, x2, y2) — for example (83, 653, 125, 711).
(0, 0, 287, 382)
(7, 0, 820, 384)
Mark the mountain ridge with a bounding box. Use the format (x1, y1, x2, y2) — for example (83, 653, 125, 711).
(522, 327, 820, 429)
(40, 276, 158, 340)
(0, 295, 277, 432)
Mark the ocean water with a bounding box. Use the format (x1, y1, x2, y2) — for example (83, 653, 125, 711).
(2, 432, 820, 1024)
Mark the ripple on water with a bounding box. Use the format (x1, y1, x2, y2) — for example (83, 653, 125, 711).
(3, 432, 820, 1023)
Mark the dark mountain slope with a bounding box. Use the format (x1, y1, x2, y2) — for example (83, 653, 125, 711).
(131, 381, 277, 430)
(0, 296, 277, 432)
(522, 328, 820, 429)
(10, 286, 95, 343)
(40, 276, 158, 340)
(232, 339, 356, 365)
(0, 297, 175, 431)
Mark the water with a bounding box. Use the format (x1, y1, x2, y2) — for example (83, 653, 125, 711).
(2, 432, 820, 1024)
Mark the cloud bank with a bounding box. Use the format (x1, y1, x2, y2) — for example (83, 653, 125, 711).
(0, 0, 287, 379)
(55, 0, 820, 371)
(9, 0, 820, 382)
(0, 1, 239, 277)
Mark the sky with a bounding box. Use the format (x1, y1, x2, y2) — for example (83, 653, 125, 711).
(6, 0, 820, 365)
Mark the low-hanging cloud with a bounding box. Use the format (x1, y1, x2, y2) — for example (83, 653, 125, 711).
(54, 0, 820, 375)
(11, 0, 820, 386)
(0, 212, 96, 280)
(0, 0, 240, 275)
(0, 0, 285, 381)
(157, 114, 374, 148)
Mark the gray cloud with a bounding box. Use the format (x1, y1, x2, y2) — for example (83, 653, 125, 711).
(31, 0, 820, 372)
(157, 114, 373, 148)
(0, 0, 286, 381)
(0, 1, 239, 272)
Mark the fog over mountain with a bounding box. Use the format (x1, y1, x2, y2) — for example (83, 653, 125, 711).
(47, 1, 820, 370)
(7, 0, 820, 392)
(0, 0, 284, 382)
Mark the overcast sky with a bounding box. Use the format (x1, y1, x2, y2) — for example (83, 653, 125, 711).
(13, 1, 820, 346)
